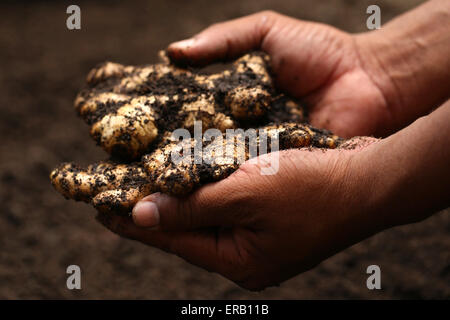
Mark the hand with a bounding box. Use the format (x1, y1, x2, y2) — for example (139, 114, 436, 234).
(96, 5, 450, 291)
(168, 3, 450, 138)
(97, 138, 386, 290)
(167, 11, 393, 137)
(97, 99, 450, 290)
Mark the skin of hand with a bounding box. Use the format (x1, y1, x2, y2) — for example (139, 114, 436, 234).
(99, 139, 383, 290)
(167, 0, 450, 138)
(98, 100, 450, 291)
(95, 1, 450, 290)
(168, 10, 391, 138)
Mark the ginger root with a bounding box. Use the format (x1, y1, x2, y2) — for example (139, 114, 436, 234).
(50, 52, 350, 215)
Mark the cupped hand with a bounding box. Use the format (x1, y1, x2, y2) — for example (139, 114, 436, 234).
(97, 137, 388, 290)
(95, 5, 450, 292)
(167, 11, 395, 137)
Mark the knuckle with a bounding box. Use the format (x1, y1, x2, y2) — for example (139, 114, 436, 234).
(253, 10, 278, 37)
(255, 10, 281, 28)
(257, 10, 279, 19)
(236, 161, 260, 177)
(204, 21, 224, 33)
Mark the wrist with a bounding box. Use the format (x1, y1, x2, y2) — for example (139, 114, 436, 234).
(355, 138, 406, 228)
(342, 137, 418, 233)
(356, 103, 450, 228)
(354, 0, 450, 135)
(339, 142, 395, 233)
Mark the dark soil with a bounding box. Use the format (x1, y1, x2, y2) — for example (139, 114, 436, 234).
(77, 51, 278, 159)
(1, 0, 448, 299)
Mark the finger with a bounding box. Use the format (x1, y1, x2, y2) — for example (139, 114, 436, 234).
(167, 11, 279, 66)
(96, 212, 229, 273)
(144, 229, 227, 273)
(131, 172, 253, 230)
(93, 185, 152, 216)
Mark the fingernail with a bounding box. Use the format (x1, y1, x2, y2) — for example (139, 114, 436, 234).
(132, 200, 160, 227)
(169, 38, 196, 50)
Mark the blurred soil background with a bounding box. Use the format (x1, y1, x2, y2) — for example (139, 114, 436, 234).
(0, 0, 448, 299)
